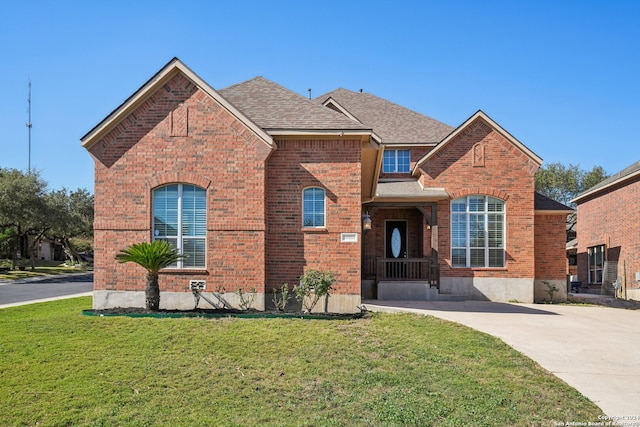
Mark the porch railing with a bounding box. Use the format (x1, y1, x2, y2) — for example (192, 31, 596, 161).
(362, 256, 440, 288)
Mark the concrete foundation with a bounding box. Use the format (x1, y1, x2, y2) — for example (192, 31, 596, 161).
(377, 282, 464, 301)
(440, 277, 534, 303)
(534, 279, 568, 303)
(93, 290, 361, 313)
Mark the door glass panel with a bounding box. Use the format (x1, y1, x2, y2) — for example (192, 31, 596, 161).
(391, 228, 401, 258)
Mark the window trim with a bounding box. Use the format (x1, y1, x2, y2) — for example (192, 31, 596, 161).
(302, 186, 326, 228)
(383, 149, 411, 173)
(152, 183, 207, 269)
(450, 195, 505, 268)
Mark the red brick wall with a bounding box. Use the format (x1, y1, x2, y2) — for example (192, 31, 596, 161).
(576, 177, 640, 289)
(534, 214, 569, 280)
(265, 139, 362, 295)
(418, 117, 539, 278)
(89, 73, 271, 294)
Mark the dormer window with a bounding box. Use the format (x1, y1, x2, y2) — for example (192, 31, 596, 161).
(383, 149, 410, 173)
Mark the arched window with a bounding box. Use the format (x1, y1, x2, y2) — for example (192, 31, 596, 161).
(451, 195, 504, 268)
(153, 184, 206, 268)
(302, 187, 325, 228)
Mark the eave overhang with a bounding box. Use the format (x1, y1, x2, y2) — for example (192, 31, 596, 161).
(571, 167, 640, 204)
(535, 209, 574, 215)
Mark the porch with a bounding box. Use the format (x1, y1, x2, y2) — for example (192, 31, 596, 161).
(361, 255, 460, 301)
(361, 199, 462, 301)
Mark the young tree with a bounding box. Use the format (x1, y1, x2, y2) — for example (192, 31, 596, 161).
(115, 240, 184, 311)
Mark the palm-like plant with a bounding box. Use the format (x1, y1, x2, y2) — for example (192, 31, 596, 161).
(115, 240, 184, 311)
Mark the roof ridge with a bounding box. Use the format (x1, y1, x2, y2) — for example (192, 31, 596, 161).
(219, 76, 371, 131)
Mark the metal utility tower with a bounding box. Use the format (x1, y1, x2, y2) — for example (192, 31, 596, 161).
(26, 80, 32, 174)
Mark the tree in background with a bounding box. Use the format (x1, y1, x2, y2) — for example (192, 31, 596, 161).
(0, 168, 93, 269)
(44, 188, 94, 264)
(0, 169, 49, 269)
(535, 162, 608, 206)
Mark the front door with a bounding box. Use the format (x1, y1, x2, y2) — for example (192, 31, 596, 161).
(385, 221, 407, 278)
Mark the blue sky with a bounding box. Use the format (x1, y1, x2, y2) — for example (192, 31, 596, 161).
(1, 0, 638, 192)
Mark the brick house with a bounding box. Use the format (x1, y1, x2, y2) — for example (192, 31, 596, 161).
(572, 161, 640, 301)
(81, 58, 571, 312)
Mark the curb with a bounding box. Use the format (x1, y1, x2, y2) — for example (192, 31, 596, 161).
(0, 292, 93, 309)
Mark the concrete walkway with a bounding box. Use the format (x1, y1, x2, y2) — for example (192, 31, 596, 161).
(362, 299, 640, 418)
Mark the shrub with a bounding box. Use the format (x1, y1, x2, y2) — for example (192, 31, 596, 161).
(272, 283, 291, 312)
(294, 269, 335, 313)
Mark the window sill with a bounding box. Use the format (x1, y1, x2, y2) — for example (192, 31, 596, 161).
(160, 269, 209, 275)
(301, 227, 328, 233)
(451, 267, 507, 271)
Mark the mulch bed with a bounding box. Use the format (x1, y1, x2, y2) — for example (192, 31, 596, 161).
(83, 307, 366, 319)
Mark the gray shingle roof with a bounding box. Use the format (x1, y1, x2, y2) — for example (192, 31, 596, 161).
(218, 77, 370, 132)
(315, 88, 454, 144)
(573, 160, 640, 203)
(534, 192, 573, 212)
(376, 180, 448, 199)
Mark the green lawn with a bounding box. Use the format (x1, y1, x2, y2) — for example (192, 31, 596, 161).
(0, 297, 602, 426)
(0, 262, 89, 281)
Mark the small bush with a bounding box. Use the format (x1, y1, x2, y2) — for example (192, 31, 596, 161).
(294, 269, 335, 313)
(272, 283, 291, 312)
(236, 287, 257, 311)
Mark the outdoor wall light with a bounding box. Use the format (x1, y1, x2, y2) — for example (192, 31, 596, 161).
(362, 212, 372, 231)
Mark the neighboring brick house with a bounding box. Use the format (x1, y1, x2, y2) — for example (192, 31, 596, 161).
(82, 58, 571, 312)
(572, 161, 640, 301)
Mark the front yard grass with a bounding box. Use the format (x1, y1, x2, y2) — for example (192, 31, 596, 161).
(0, 297, 602, 426)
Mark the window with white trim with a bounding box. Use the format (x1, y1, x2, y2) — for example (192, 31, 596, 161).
(588, 245, 605, 284)
(153, 184, 206, 268)
(383, 149, 411, 173)
(451, 195, 505, 268)
(303, 187, 325, 228)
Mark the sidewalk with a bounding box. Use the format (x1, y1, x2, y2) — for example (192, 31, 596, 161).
(362, 299, 640, 418)
(0, 292, 93, 309)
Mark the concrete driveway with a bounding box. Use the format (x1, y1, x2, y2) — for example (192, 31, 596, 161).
(362, 300, 640, 418)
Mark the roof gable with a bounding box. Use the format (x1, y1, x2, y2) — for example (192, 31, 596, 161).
(315, 88, 453, 144)
(219, 77, 372, 135)
(81, 57, 274, 150)
(413, 110, 542, 175)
